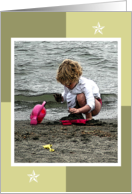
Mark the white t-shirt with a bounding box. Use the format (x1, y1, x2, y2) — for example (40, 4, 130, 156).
(62, 76, 100, 111)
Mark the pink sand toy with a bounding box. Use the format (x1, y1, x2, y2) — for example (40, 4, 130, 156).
(30, 101, 46, 125)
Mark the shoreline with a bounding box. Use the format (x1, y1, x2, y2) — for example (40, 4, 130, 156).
(15, 118, 118, 163)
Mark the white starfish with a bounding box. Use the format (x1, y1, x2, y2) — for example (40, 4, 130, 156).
(93, 22, 105, 34)
(27, 170, 40, 183)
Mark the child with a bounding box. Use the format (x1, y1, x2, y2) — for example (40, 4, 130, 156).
(54, 59, 102, 120)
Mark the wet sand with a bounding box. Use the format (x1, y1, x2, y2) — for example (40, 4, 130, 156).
(15, 117, 118, 163)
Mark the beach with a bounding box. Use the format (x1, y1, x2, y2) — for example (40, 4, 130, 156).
(15, 118, 118, 163)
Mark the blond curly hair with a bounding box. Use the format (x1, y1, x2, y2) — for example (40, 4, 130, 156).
(56, 59, 82, 85)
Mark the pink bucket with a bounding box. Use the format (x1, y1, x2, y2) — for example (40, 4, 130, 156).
(30, 101, 46, 125)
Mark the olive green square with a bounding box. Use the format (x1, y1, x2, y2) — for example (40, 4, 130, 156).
(1, 12, 66, 102)
(66, 106, 131, 192)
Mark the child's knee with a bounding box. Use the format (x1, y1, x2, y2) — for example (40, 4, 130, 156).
(77, 93, 86, 107)
(92, 99, 101, 116)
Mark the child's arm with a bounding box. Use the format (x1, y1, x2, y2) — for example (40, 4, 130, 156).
(69, 105, 91, 114)
(54, 86, 68, 103)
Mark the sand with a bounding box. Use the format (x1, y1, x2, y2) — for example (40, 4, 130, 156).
(15, 116, 118, 163)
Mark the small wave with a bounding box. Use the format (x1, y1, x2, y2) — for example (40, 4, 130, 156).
(88, 57, 104, 61)
(17, 49, 28, 52)
(94, 59, 109, 65)
(15, 93, 117, 104)
(65, 48, 73, 53)
(101, 93, 117, 102)
(15, 89, 37, 94)
(20, 62, 32, 66)
(41, 41, 52, 43)
(79, 52, 92, 56)
(15, 100, 67, 110)
(15, 93, 56, 102)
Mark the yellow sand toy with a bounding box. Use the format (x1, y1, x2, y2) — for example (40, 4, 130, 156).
(43, 144, 54, 152)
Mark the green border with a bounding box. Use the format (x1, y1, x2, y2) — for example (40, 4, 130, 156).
(1, 12, 66, 192)
(66, 12, 131, 192)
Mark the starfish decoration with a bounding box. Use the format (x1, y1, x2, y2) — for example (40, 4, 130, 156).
(92, 22, 105, 34)
(27, 170, 40, 183)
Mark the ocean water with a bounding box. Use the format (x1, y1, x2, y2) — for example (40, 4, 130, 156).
(14, 40, 118, 121)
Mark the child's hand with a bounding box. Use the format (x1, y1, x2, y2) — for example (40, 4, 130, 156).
(53, 93, 63, 102)
(69, 108, 80, 114)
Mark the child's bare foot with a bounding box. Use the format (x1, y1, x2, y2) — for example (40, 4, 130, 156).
(85, 112, 92, 120)
(87, 118, 92, 120)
